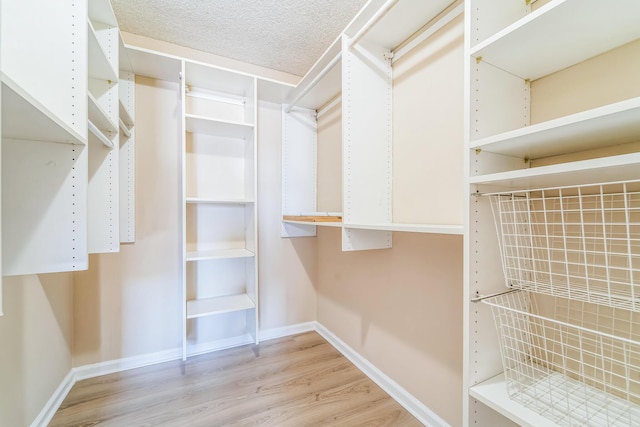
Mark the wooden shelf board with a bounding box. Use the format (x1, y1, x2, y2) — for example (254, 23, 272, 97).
(470, 152, 640, 190)
(470, 97, 640, 159)
(186, 248, 255, 262)
(470, 0, 640, 80)
(1, 76, 85, 145)
(186, 293, 255, 319)
(282, 220, 342, 228)
(185, 114, 254, 138)
(88, 92, 118, 135)
(88, 20, 118, 82)
(186, 197, 254, 204)
(469, 373, 559, 427)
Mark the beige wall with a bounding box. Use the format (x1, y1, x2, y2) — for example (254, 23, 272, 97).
(315, 15, 465, 427)
(0, 273, 73, 426)
(317, 230, 463, 426)
(73, 77, 183, 365)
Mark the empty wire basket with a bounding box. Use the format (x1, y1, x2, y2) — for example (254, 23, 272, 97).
(489, 180, 640, 311)
(483, 291, 640, 426)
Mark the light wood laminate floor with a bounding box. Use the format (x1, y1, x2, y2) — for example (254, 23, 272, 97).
(50, 332, 422, 426)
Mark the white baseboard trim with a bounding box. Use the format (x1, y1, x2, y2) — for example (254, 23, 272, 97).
(35, 321, 445, 427)
(315, 322, 450, 427)
(74, 347, 182, 381)
(259, 321, 316, 341)
(31, 369, 75, 427)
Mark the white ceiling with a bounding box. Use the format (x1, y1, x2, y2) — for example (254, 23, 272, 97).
(111, 0, 368, 77)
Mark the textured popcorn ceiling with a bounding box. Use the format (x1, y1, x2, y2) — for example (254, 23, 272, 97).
(111, 0, 367, 76)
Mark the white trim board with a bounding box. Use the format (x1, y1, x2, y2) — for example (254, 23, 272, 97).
(315, 323, 450, 427)
(32, 321, 443, 427)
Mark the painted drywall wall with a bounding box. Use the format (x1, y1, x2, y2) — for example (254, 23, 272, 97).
(73, 77, 183, 365)
(315, 14, 465, 427)
(0, 273, 73, 426)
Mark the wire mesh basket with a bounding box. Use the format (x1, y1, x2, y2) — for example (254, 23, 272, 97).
(484, 291, 640, 426)
(489, 180, 640, 311)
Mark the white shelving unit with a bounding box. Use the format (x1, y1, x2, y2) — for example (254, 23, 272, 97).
(1, 0, 88, 278)
(464, 1, 640, 425)
(181, 60, 259, 359)
(281, 0, 464, 249)
(87, 0, 120, 254)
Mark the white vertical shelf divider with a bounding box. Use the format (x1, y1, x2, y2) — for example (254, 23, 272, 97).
(281, 106, 318, 237)
(87, 0, 120, 254)
(1, 0, 89, 276)
(341, 34, 392, 251)
(119, 37, 136, 244)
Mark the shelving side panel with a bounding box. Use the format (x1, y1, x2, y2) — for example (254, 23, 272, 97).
(2, 139, 88, 275)
(119, 71, 135, 243)
(186, 132, 249, 201)
(281, 107, 317, 238)
(0, 0, 87, 140)
(342, 35, 392, 251)
(0, 84, 3, 312)
(468, 0, 529, 49)
(470, 60, 529, 143)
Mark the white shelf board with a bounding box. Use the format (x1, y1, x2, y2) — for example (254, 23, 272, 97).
(185, 61, 255, 97)
(470, 0, 640, 80)
(186, 293, 255, 319)
(185, 248, 255, 262)
(88, 120, 114, 149)
(470, 152, 640, 190)
(469, 373, 560, 427)
(185, 114, 254, 138)
(1, 76, 85, 145)
(88, 92, 117, 135)
(88, 20, 118, 82)
(282, 220, 343, 228)
(125, 45, 182, 82)
(470, 97, 640, 159)
(118, 99, 134, 128)
(344, 222, 464, 235)
(358, 0, 456, 49)
(285, 37, 342, 110)
(257, 78, 296, 104)
(88, 0, 118, 26)
(186, 197, 254, 204)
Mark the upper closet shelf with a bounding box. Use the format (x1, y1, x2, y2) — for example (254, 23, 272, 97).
(126, 45, 182, 82)
(344, 223, 464, 235)
(88, 0, 118, 27)
(1, 76, 85, 145)
(88, 92, 117, 136)
(88, 20, 118, 82)
(470, 0, 640, 81)
(185, 114, 254, 139)
(471, 152, 640, 190)
(470, 97, 640, 159)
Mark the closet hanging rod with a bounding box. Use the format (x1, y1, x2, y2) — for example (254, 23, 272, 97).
(316, 94, 342, 119)
(392, 2, 464, 64)
(285, 52, 342, 113)
(88, 120, 115, 149)
(348, 0, 401, 48)
(470, 288, 518, 303)
(119, 118, 131, 138)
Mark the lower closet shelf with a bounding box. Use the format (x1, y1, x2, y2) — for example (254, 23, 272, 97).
(186, 294, 255, 319)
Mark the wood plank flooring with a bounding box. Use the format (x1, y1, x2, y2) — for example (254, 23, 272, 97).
(50, 332, 422, 426)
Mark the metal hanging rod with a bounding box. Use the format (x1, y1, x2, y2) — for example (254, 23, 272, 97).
(284, 52, 342, 113)
(316, 94, 342, 120)
(392, 2, 464, 64)
(470, 288, 519, 303)
(348, 0, 401, 48)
